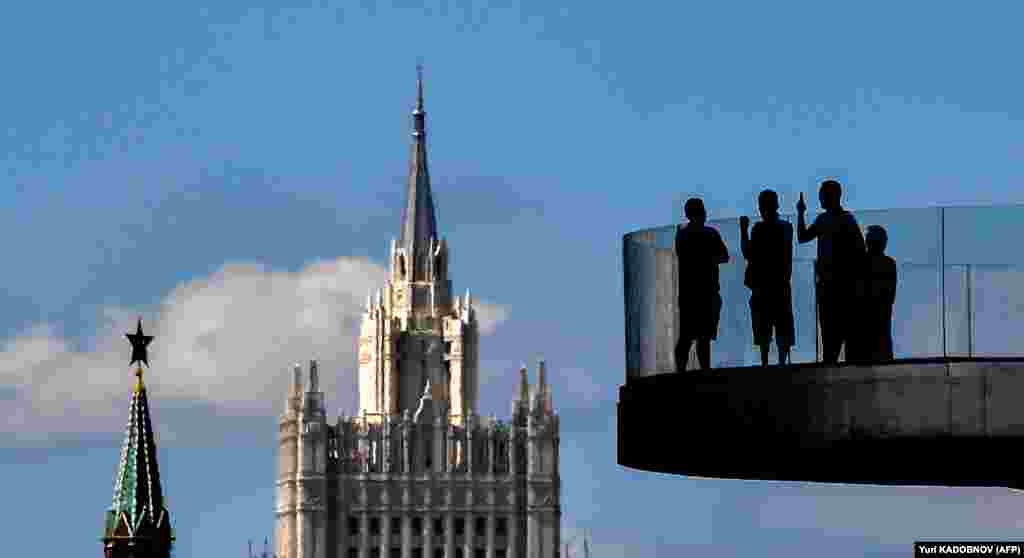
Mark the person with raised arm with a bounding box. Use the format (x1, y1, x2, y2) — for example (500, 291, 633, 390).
(796, 180, 866, 365)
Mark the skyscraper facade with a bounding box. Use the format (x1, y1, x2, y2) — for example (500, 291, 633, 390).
(274, 71, 561, 558)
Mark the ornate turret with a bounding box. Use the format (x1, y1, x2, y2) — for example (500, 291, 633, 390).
(276, 360, 328, 558)
(359, 67, 475, 426)
(532, 359, 554, 416)
(102, 319, 174, 558)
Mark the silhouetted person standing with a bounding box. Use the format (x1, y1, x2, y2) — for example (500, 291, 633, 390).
(854, 225, 897, 362)
(796, 180, 866, 365)
(741, 190, 795, 366)
(675, 198, 730, 371)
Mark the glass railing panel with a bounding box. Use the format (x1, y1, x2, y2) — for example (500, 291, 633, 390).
(943, 205, 1024, 267)
(623, 206, 1024, 379)
(855, 207, 942, 266)
(790, 260, 819, 364)
(942, 265, 971, 358)
(623, 229, 670, 379)
(714, 231, 751, 368)
(969, 265, 1024, 357)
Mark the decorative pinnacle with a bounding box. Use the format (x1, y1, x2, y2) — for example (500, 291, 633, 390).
(126, 318, 154, 368)
(412, 64, 426, 137)
(415, 63, 424, 113)
(519, 363, 529, 402)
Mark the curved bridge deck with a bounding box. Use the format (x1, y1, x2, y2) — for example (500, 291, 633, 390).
(618, 358, 1024, 488)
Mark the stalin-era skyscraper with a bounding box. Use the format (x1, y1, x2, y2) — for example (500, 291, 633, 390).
(102, 319, 175, 558)
(274, 69, 561, 558)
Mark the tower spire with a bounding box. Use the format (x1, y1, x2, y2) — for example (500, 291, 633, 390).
(415, 63, 425, 117)
(399, 64, 438, 279)
(103, 320, 174, 558)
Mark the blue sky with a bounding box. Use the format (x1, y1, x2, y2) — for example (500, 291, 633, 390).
(3, 2, 1024, 557)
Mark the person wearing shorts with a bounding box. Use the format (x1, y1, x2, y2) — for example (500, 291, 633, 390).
(675, 197, 730, 371)
(741, 189, 795, 366)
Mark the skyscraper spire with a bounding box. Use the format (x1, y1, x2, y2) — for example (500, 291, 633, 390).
(103, 320, 174, 558)
(415, 63, 425, 120)
(399, 64, 438, 279)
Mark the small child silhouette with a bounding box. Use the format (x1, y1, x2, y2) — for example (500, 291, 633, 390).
(853, 225, 897, 362)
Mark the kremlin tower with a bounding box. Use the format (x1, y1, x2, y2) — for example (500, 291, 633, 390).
(102, 319, 175, 558)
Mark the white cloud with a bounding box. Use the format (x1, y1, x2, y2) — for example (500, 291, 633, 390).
(0, 256, 509, 441)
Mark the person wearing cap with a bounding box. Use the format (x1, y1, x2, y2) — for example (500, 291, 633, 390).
(675, 197, 730, 371)
(796, 180, 866, 365)
(740, 189, 795, 366)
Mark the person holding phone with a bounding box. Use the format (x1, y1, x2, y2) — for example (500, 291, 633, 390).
(796, 180, 866, 365)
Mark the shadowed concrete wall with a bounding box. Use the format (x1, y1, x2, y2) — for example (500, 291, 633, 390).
(618, 359, 1024, 488)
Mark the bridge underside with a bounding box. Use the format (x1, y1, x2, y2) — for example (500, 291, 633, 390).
(618, 358, 1024, 488)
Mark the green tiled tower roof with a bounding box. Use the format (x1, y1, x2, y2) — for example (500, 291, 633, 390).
(102, 319, 173, 558)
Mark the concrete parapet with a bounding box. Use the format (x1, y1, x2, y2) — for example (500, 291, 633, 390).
(618, 357, 1024, 488)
